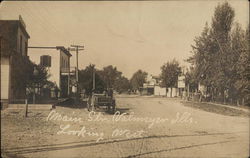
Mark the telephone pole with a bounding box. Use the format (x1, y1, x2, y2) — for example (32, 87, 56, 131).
(69, 45, 84, 97)
(93, 66, 95, 91)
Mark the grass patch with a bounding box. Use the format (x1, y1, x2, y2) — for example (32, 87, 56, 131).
(181, 101, 250, 118)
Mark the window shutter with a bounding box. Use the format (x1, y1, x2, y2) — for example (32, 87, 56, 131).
(48, 56, 51, 67)
(40, 56, 44, 66)
(40, 55, 51, 67)
(45, 56, 48, 66)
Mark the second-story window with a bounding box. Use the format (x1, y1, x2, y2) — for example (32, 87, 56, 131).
(61, 56, 63, 68)
(62, 58, 64, 68)
(20, 35, 22, 54)
(25, 42, 28, 56)
(40, 55, 51, 67)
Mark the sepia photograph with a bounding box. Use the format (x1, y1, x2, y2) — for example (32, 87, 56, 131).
(0, 0, 249, 158)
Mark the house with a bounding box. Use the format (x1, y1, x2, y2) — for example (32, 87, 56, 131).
(0, 15, 30, 108)
(140, 74, 166, 96)
(28, 46, 73, 98)
(141, 74, 186, 97)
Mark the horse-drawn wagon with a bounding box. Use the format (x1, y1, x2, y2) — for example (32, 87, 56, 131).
(87, 89, 116, 113)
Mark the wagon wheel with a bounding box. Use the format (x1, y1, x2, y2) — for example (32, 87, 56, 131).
(87, 96, 95, 111)
(87, 96, 91, 111)
(107, 104, 111, 111)
(111, 100, 116, 114)
(91, 96, 95, 111)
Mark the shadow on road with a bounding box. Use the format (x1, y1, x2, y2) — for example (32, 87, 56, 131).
(102, 107, 130, 115)
(55, 98, 87, 109)
(92, 107, 130, 115)
(3, 131, 245, 155)
(115, 108, 130, 114)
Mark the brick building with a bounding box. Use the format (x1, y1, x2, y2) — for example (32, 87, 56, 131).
(0, 16, 30, 108)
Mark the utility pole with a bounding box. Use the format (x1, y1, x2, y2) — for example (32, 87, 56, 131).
(93, 66, 95, 91)
(69, 45, 84, 97)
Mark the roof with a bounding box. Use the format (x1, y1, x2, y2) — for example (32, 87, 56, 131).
(28, 46, 72, 57)
(56, 46, 72, 57)
(0, 20, 30, 39)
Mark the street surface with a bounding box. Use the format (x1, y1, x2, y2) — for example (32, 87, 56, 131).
(2, 95, 249, 158)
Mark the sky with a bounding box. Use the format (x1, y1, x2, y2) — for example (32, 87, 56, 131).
(0, 0, 248, 78)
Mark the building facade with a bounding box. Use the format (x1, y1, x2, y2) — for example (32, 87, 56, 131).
(28, 46, 72, 98)
(140, 74, 166, 96)
(0, 16, 30, 108)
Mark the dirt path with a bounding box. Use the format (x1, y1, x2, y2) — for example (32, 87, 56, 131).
(2, 95, 249, 158)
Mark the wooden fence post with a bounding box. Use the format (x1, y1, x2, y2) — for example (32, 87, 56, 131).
(25, 99, 28, 117)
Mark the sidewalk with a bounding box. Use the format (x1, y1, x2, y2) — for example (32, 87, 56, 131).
(183, 99, 250, 113)
(7, 104, 53, 110)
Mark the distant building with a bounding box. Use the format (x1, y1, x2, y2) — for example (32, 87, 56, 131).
(140, 74, 166, 96)
(28, 46, 73, 98)
(0, 15, 30, 108)
(176, 75, 186, 97)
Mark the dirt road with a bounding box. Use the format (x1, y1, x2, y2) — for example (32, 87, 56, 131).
(2, 95, 249, 158)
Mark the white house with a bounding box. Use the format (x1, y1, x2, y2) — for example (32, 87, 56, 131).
(28, 46, 72, 98)
(141, 74, 166, 96)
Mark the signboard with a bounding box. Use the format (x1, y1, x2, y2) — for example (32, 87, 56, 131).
(178, 75, 185, 88)
(72, 85, 77, 93)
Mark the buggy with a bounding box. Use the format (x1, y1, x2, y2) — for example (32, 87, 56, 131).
(87, 89, 116, 113)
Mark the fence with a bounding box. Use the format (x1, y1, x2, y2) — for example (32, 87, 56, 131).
(182, 92, 248, 106)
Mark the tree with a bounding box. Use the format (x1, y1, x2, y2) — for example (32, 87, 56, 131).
(114, 76, 131, 93)
(187, 2, 248, 105)
(11, 54, 51, 100)
(79, 64, 105, 95)
(130, 70, 148, 91)
(98, 65, 122, 89)
(11, 55, 34, 100)
(184, 66, 198, 92)
(234, 24, 250, 105)
(79, 64, 131, 95)
(224, 23, 247, 102)
(160, 59, 181, 97)
(187, 23, 216, 86)
(27, 64, 51, 87)
(211, 2, 235, 42)
(210, 2, 235, 101)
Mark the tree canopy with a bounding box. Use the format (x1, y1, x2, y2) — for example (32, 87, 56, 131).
(160, 59, 181, 88)
(160, 59, 181, 97)
(79, 64, 106, 95)
(130, 70, 148, 91)
(187, 2, 249, 104)
(79, 64, 131, 94)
